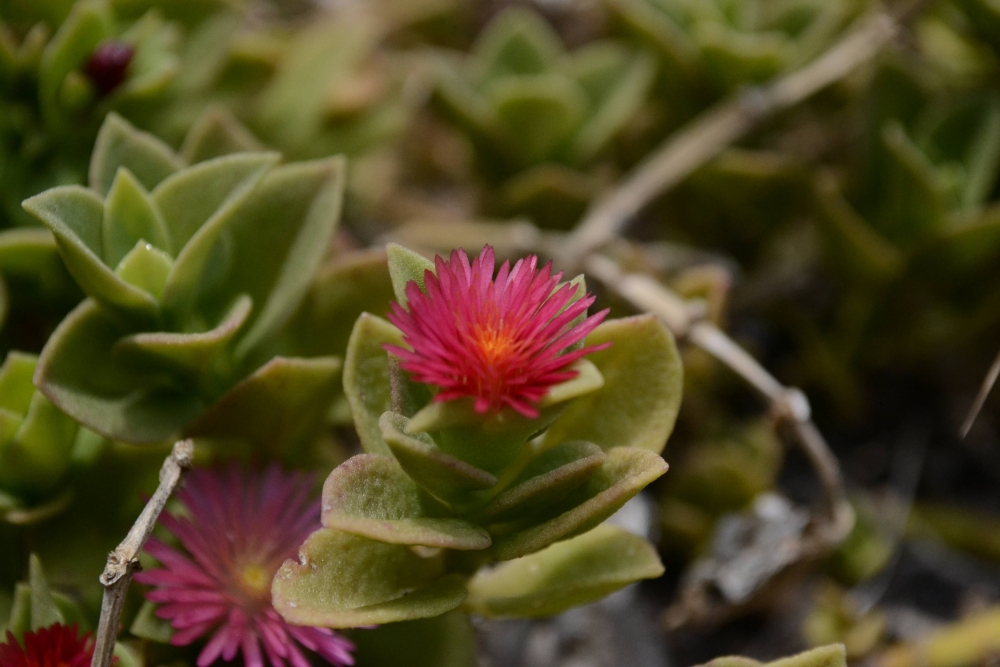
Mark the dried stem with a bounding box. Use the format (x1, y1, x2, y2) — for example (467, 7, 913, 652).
(583, 255, 850, 532)
(960, 345, 1000, 439)
(91, 439, 194, 667)
(559, 7, 912, 268)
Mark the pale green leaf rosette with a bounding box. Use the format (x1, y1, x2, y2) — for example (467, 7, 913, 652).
(273, 243, 683, 625)
(432, 7, 656, 227)
(23, 114, 347, 445)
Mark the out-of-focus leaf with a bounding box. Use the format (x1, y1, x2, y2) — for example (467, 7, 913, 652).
(180, 106, 266, 163)
(465, 524, 663, 618)
(89, 112, 184, 196)
(350, 610, 477, 667)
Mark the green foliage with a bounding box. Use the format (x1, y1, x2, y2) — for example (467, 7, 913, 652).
(271, 243, 680, 626)
(608, 0, 861, 94)
(0, 351, 80, 519)
(22, 113, 347, 445)
(0, 0, 180, 229)
(433, 7, 656, 225)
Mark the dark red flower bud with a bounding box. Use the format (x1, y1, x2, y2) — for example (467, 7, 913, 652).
(84, 41, 134, 96)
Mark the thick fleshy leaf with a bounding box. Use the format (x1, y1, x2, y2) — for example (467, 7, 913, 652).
(129, 600, 173, 643)
(0, 352, 38, 415)
(472, 8, 564, 84)
(180, 106, 266, 163)
(387, 243, 434, 306)
(185, 355, 341, 445)
(405, 360, 604, 475)
(490, 447, 668, 560)
(154, 153, 279, 314)
(465, 524, 663, 618)
(570, 48, 656, 164)
(479, 441, 605, 522)
(287, 249, 395, 357)
(226, 157, 346, 359)
(113, 240, 173, 300)
(35, 299, 204, 444)
(28, 554, 62, 631)
(350, 611, 477, 667)
(272, 527, 465, 628)
(696, 646, 846, 667)
(343, 314, 404, 455)
(322, 454, 491, 550)
(22, 186, 160, 315)
(103, 167, 171, 267)
(89, 113, 184, 197)
(543, 315, 682, 454)
(0, 392, 78, 493)
(37, 1, 112, 124)
(488, 74, 587, 166)
(380, 412, 497, 504)
(113, 294, 251, 377)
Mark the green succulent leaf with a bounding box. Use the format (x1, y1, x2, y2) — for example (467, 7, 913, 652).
(490, 447, 668, 560)
(154, 152, 279, 315)
(386, 243, 434, 306)
(570, 48, 656, 164)
(89, 113, 184, 197)
(542, 315, 682, 454)
(103, 167, 171, 267)
(465, 523, 664, 618)
(113, 239, 173, 300)
(130, 600, 173, 643)
(322, 454, 491, 550)
(380, 412, 498, 504)
(405, 359, 603, 475)
(113, 294, 251, 377)
(488, 74, 587, 167)
(696, 645, 847, 667)
(272, 528, 466, 628)
(35, 299, 204, 444)
(473, 8, 564, 84)
(350, 610, 477, 667)
(479, 441, 606, 522)
(180, 106, 266, 164)
(27, 554, 61, 631)
(226, 157, 346, 360)
(38, 0, 112, 125)
(186, 355, 341, 446)
(22, 186, 161, 316)
(343, 314, 404, 455)
(0, 352, 39, 415)
(287, 249, 395, 358)
(1, 392, 79, 494)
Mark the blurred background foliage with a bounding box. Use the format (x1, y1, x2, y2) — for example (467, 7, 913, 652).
(2, 0, 1000, 665)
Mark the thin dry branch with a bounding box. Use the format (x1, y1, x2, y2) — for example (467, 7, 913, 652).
(583, 255, 850, 531)
(91, 439, 194, 667)
(960, 345, 1000, 439)
(559, 8, 911, 268)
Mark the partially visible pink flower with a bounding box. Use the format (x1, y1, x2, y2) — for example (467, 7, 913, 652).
(0, 624, 94, 667)
(385, 245, 610, 418)
(136, 464, 355, 667)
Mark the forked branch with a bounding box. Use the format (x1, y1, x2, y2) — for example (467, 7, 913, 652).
(91, 439, 194, 667)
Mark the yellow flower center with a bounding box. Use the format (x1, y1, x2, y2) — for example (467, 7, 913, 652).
(240, 563, 271, 596)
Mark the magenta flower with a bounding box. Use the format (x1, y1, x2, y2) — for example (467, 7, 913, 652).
(136, 464, 355, 667)
(385, 245, 610, 418)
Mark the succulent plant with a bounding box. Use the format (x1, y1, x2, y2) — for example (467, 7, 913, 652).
(21, 113, 347, 446)
(0, 351, 79, 522)
(0, 0, 180, 229)
(433, 7, 656, 226)
(607, 0, 864, 96)
(270, 243, 682, 626)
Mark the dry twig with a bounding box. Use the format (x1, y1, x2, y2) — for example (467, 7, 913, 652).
(559, 7, 917, 268)
(960, 345, 1000, 439)
(91, 439, 194, 667)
